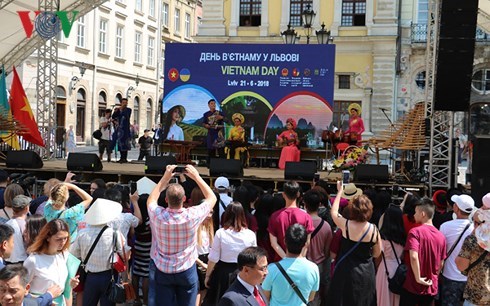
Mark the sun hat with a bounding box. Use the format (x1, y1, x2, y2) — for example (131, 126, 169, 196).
(451, 194, 475, 214)
(232, 113, 245, 124)
(342, 183, 363, 200)
(214, 176, 230, 190)
(482, 193, 490, 209)
(348, 103, 362, 115)
(169, 105, 186, 121)
(84, 198, 122, 226)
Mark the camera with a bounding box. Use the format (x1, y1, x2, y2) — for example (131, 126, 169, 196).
(173, 166, 186, 173)
(342, 170, 350, 184)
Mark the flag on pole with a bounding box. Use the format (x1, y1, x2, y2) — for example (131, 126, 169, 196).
(0, 65, 20, 149)
(9, 66, 45, 147)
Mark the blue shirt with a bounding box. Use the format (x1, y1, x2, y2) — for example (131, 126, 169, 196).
(44, 201, 85, 242)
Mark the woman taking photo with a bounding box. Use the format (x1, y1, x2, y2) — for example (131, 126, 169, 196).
(327, 181, 382, 306)
(23, 219, 79, 306)
(202, 202, 256, 305)
(277, 118, 300, 170)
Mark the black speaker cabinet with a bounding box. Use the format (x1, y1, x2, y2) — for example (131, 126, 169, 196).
(145, 156, 178, 174)
(209, 158, 243, 177)
(284, 161, 317, 181)
(355, 164, 389, 183)
(67, 153, 103, 171)
(472, 136, 490, 207)
(6, 151, 43, 169)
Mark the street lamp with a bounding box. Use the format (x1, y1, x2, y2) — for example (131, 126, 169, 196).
(281, 24, 299, 45)
(127, 74, 140, 98)
(302, 4, 315, 44)
(316, 22, 333, 45)
(71, 62, 87, 91)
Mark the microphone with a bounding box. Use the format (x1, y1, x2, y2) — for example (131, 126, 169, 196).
(379, 107, 388, 111)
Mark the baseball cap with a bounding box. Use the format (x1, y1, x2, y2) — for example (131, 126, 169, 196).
(214, 176, 229, 190)
(482, 193, 490, 209)
(451, 194, 475, 213)
(11, 195, 31, 211)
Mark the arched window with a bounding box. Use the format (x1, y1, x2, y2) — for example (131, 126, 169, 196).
(76, 89, 86, 139)
(98, 91, 107, 117)
(115, 93, 123, 106)
(415, 71, 426, 90)
(472, 69, 490, 94)
(146, 98, 153, 129)
(56, 86, 67, 99)
(133, 96, 140, 125)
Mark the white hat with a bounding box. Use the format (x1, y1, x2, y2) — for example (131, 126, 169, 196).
(342, 183, 363, 200)
(214, 176, 230, 190)
(451, 194, 475, 214)
(85, 198, 122, 226)
(482, 193, 490, 209)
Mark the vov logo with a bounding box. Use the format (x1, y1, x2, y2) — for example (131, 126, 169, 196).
(17, 11, 79, 40)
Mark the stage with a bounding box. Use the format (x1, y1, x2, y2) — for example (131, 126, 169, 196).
(1, 158, 428, 195)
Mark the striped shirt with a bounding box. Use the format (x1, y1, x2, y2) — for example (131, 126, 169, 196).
(148, 200, 211, 274)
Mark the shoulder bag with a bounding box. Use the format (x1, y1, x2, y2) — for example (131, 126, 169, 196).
(274, 262, 310, 305)
(73, 225, 108, 292)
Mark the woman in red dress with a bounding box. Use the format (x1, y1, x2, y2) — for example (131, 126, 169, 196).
(277, 118, 300, 170)
(345, 103, 365, 146)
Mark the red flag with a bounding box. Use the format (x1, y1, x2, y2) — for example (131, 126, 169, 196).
(9, 67, 45, 147)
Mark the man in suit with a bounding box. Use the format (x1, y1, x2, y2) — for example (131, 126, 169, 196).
(219, 247, 268, 306)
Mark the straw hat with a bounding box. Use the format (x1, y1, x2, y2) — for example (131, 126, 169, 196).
(232, 113, 245, 124)
(348, 103, 362, 115)
(84, 198, 122, 226)
(342, 183, 363, 200)
(169, 105, 186, 121)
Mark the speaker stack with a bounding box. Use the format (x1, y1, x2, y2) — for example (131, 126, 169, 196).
(67, 153, 103, 171)
(209, 158, 243, 177)
(284, 161, 317, 181)
(145, 156, 178, 174)
(6, 151, 43, 169)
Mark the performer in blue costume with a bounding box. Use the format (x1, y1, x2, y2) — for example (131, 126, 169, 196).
(112, 98, 132, 163)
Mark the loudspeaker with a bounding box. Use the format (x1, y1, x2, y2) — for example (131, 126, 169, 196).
(472, 136, 490, 207)
(145, 156, 177, 174)
(209, 158, 243, 177)
(6, 151, 43, 169)
(355, 164, 389, 183)
(284, 161, 317, 181)
(434, 0, 478, 111)
(67, 153, 103, 171)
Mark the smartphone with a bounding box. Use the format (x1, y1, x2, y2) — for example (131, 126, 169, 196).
(173, 166, 186, 173)
(129, 181, 137, 194)
(169, 177, 179, 184)
(314, 173, 320, 183)
(342, 170, 350, 184)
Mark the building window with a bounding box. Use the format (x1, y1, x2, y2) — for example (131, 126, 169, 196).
(174, 8, 181, 34)
(341, 0, 366, 26)
(99, 19, 108, 53)
(56, 86, 67, 99)
(115, 93, 123, 105)
(76, 89, 86, 139)
(290, 0, 312, 27)
(77, 15, 86, 48)
(148, 37, 155, 66)
(116, 26, 124, 58)
(417, 0, 429, 24)
(134, 96, 140, 125)
(332, 101, 362, 131)
(135, 31, 142, 63)
(415, 71, 426, 90)
(98, 91, 107, 117)
(135, 0, 142, 11)
(338, 75, 351, 89)
(240, 0, 261, 26)
(472, 69, 490, 94)
(185, 13, 191, 38)
(149, 0, 155, 17)
(162, 3, 169, 27)
(146, 98, 152, 129)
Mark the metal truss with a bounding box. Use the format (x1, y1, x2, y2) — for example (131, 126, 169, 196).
(425, 0, 454, 193)
(0, 0, 15, 10)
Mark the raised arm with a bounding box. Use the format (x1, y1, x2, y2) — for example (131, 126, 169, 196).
(330, 181, 346, 231)
(147, 165, 177, 206)
(66, 183, 92, 209)
(184, 165, 217, 209)
(130, 191, 143, 225)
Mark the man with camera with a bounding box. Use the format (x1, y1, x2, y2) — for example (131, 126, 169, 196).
(147, 164, 216, 306)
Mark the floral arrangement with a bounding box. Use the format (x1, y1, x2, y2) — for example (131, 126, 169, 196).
(332, 145, 369, 171)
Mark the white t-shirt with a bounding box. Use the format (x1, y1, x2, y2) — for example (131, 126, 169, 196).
(108, 212, 139, 250)
(5, 218, 27, 263)
(23, 252, 68, 295)
(165, 123, 184, 141)
(440, 218, 474, 281)
(208, 228, 256, 263)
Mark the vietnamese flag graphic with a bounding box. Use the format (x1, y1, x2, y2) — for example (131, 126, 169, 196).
(9, 67, 45, 147)
(168, 68, 179, 82)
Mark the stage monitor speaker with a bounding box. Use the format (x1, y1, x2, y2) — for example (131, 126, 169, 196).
(284, 161, 317, 181)
(471, 136, 490, 207)
(66, 153, 103, 171)
(145, 156, 178, 174)
(6, 151, 43, 169)
(209, 158, 243, 177)
(434, 0, 478, 111)
(355, 164, 389, 183)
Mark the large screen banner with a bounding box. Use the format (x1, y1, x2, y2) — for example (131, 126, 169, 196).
(162, 43, 335, 148)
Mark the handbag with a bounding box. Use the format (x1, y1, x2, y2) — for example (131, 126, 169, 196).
(274, 262, 310, 305)
(92, 129, 102, 140)
(111, 231, 127, 273)
(74, 225, 108, 292)
(106, 277, 126, 304)
(382, 240, 406, 295)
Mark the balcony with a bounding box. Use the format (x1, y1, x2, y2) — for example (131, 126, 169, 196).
(410, 23, 490, 43)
